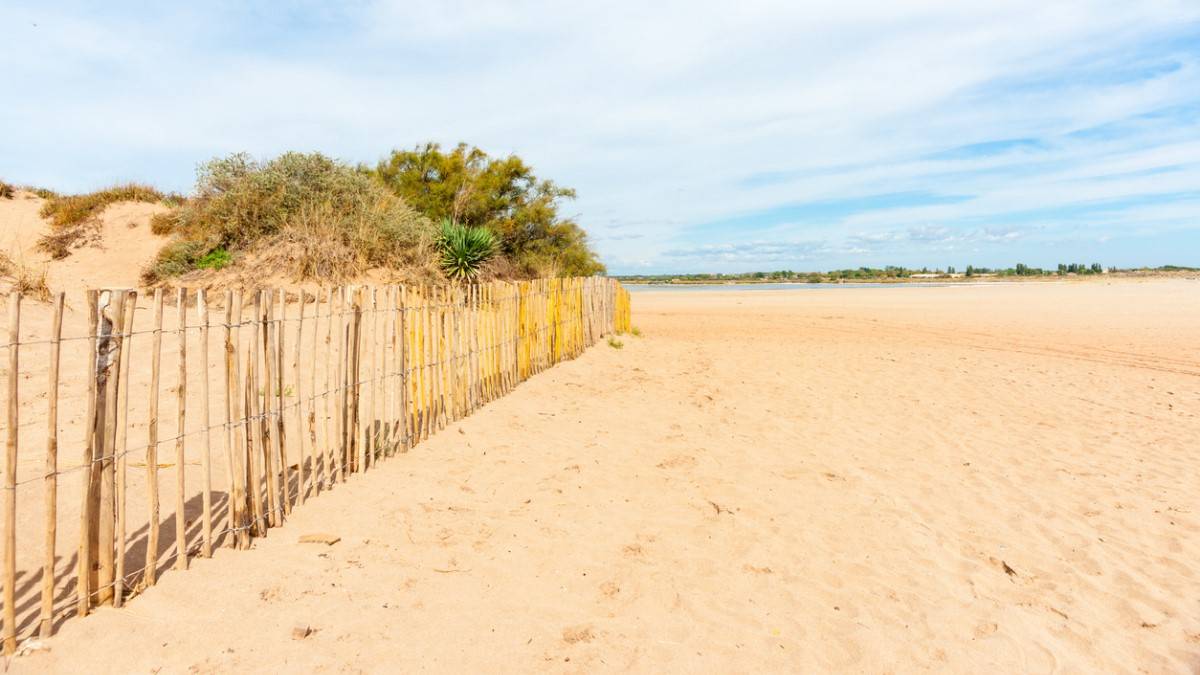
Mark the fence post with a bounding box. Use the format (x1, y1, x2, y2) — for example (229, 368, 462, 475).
(4, 291, 21, 654)
(40, 292, 64, 635)
(113, 289, 136, 608)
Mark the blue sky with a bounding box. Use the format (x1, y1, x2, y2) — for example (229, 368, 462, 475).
(2, 1, 1198, 274)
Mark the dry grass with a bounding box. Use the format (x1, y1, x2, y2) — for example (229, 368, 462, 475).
(0, 181, 14, 199)
(0, 251, 52, 301)
(36, 183, 166, 259)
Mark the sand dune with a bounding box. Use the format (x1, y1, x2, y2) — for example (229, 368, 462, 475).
(0, 191, 169, 291)
(8, 280, 1197, 672)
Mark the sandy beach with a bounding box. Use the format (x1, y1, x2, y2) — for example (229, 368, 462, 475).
(9, 280, 1197, 673)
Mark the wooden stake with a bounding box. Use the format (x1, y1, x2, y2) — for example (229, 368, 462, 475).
(247, 294, 265, 535)
(274, 290, 290, 515)
(4, 291, 20, 654)
(173, 288, 188, 571)
(78, 290, 98, 617)
(97, 291, 128, 605)
(294, 290, 307, 504)
(350, 288, 364, 474)
(367, 287, 378, 469)
(324, 288, 336, 486)
(114, 290, 136, 608)
(226, 291, 249, 548)
(334, 288, 345, 480)
(399, 286, 410, 451)
(40, 292, 64, 636)
(198, 290, 212, 557)
(145, 288, 164, 586)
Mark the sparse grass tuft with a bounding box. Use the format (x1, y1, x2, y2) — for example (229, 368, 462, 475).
(0, 181, 13, 199)
(0, 252, 52, 301)
(25, 186, 59, 200)
(36, 183, 166, 259)
(631, 326, 642, 337)
(607, 336, 624, 349)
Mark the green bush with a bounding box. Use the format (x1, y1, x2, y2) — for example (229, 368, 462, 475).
(147, 152, 434, 283)
(370, 143, 605, 277)
(196, 247, 232, 270)
(437, 219, 496, 280)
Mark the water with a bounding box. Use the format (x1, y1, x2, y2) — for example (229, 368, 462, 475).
(622, 282, 954, 292)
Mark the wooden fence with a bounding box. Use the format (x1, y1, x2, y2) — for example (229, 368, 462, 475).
(0, 277, 631, 653)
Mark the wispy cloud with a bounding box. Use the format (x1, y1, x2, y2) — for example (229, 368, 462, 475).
(1, 1, 1198, 271)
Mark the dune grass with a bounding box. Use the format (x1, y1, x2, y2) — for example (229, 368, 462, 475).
(36, 183, 169, 259)
(0, 251, 51, 301)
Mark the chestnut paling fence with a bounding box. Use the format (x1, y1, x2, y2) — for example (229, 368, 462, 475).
(0, 277, 631, 653)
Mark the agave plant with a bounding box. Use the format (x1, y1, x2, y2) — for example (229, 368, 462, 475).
(437, 218, 497, 280)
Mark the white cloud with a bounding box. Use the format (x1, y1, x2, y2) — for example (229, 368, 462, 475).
(1, 0, 1198, 270)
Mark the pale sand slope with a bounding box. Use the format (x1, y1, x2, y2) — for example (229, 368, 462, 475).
(0, 191, 168, 291)
(15, 281, 1200, 673)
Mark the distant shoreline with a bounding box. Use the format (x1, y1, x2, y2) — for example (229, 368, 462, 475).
(617, 270, 1200, 286)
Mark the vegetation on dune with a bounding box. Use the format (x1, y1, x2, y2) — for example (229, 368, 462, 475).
(36, 183, 170, 259)
(437, 219, 497, 280)
(0, 251, 51, 301)
(0, 181, 13, 199)
(10, 143, 610, 286)
(145, 152, 435, 284)
(40, 183, 167, 229)
(369, 143, 605, 278)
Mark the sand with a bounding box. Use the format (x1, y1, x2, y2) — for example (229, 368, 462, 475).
(3, 280, 1195, 672)
(1, 191, 170, 291)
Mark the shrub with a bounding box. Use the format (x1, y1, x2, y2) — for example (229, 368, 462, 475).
(437, 219, 497, 280)
(143, 240, 208, 284)
(370, 143, 605, 277)
(146, 152, 434, 283)
(0, 181, 13, 199)
(196, 247, 232, 270)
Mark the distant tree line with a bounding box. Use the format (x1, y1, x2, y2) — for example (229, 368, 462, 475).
(616, 262, 1200, 283)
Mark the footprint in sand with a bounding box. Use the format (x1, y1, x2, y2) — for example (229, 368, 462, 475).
(656, 455, 696, 469)
(562, 625, 595, 644)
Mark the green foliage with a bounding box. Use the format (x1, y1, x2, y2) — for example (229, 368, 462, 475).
(607, 336, 624, 349)
(437, 219, 497, 280)
(144, 240, 208, 282)
(195, 247, 232, 270)
(630, 326, 642, 337)
(147, 152, 433, 283)
(369, 143, 605, 277)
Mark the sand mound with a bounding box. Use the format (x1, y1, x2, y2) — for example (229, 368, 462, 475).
(0, 190, 170, 293)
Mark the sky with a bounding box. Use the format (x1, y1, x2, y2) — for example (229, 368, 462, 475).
(2, 1, 1198, 274)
